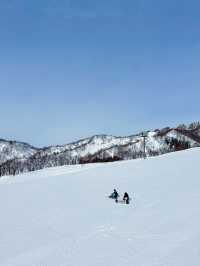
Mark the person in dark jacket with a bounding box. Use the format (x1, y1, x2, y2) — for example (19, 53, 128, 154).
(123, 192, 130, 204)
(109, 189, 119, 202)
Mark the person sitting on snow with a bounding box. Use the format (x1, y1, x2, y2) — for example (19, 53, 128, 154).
(109, 189, 119, 202)
(123, 192, 130, 204)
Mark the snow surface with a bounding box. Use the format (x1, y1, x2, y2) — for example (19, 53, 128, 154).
(0, 148, 200, 266)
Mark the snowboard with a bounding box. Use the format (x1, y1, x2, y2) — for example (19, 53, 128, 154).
(108, 195, 132, 204)
(116, 199, 131, 204)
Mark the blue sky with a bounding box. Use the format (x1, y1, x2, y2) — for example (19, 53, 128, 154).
(0, 0, 200, 147)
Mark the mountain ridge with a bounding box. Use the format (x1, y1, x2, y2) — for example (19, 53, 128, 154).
(0, 121, 199, 177)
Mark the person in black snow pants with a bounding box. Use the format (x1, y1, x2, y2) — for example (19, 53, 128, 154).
(123, 192, 130, 204)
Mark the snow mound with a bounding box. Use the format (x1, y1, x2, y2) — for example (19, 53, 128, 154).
(0, 148, 200, 266)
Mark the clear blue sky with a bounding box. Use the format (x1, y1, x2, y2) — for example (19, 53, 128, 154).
(0, 0, 199, 147)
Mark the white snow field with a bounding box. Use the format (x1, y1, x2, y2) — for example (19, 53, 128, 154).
(0, 148, 200, 266)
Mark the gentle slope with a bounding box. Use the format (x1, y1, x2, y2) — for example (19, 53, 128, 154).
(0, 148, 200, 266)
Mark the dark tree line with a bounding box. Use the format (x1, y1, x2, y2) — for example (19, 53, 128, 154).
(165, 137, 191, 151)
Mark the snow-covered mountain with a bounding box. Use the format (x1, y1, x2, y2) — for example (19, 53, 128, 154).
(0, 148, 200, 266)
(0, 139, 38, 164)
(0, 122, 200, 177)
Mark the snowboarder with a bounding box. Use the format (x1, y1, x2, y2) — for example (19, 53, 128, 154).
(123, 192, 130, 204)
(109, 189, 119, 203)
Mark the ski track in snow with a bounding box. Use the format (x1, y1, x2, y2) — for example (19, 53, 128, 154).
(0, 148, 200, 266)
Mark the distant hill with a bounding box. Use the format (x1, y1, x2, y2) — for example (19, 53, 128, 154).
(0, 121, 199, 177)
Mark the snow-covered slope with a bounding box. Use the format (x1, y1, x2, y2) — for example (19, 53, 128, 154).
(0, 148, 200, 266)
